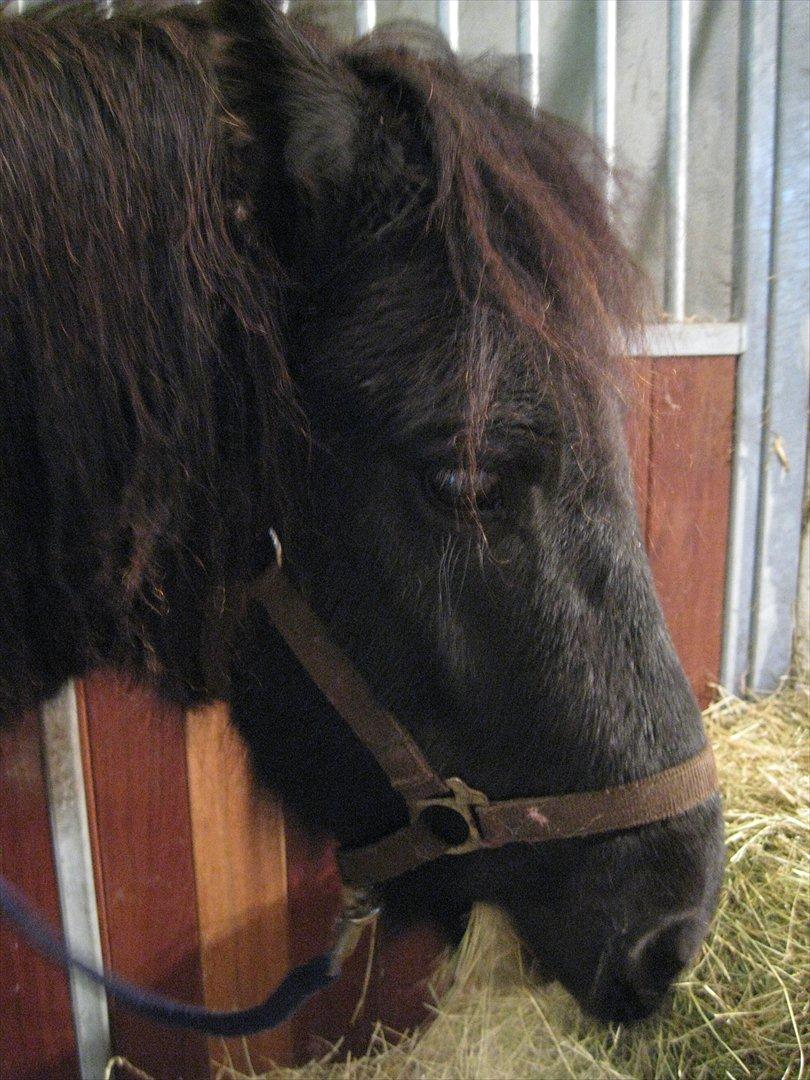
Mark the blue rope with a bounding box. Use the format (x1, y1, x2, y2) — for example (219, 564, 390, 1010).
(0, 874, 336, 1037)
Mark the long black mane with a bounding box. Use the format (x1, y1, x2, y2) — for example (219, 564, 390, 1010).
(0, 4, 294, 708)
(0, 1, 648, 708)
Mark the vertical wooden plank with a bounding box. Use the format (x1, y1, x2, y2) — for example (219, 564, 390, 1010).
(81, 673, 208, 1080)
(186, 703, 291, 1075)
(367, 921, 448, 1040)
(646, 356, 736, 706)
(625, 356, 654, 530)
(0, 711, 79, 1080)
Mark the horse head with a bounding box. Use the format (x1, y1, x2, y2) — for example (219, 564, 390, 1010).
(215, 1, 724, 1024)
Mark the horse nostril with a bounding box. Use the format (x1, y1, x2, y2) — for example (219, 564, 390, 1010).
(626, 915, 705, 1001)
(587, 915, 707, 1023)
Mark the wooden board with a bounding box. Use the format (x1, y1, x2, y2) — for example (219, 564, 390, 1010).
(645, 357, 736, 707)
(0, 711, 79, 1080)
(625, 356, 654, 529)
(186, 702, 291, 1075)
(80, 674, 209, 1080)
(284, 832, 357, 1062)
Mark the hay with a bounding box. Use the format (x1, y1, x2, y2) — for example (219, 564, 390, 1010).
(207, 685, 808, 1080)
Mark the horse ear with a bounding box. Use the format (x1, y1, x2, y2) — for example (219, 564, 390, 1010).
(211, 0, 369, 219)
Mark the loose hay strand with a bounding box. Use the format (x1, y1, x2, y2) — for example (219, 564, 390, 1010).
(205, 685, 808, 1080)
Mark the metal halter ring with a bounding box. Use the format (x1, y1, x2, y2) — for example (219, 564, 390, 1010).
(412, 777, 490, 855)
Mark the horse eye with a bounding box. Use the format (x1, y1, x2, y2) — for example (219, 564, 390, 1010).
(423, 466, 501, 513)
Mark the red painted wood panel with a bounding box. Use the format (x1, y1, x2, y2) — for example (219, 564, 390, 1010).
(285, 833, 368, 1061)
(625, 356, 653, 529)
(646, 357, 736, 707)
(186, 703, 292, 1075)
(0, 711, 79, 1080)
(80, 674, 209, 1080)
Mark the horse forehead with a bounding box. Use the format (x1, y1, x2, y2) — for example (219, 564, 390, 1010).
(351, 325, 545, 404)
(358, 355, 556, 443)
(333, 295, 568, 441)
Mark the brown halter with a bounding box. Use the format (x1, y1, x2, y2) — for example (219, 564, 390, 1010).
(233, 542, 718, 887)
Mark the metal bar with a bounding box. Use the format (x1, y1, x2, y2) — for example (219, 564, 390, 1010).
(355, 0, 376, 36)
(721, 0, 780, 692)
(594, 0, 618, 207)
(639, 321, 747, 359)
(664, 0, 690, 320)
(41, 682, 111, 1080)
(748, 0, 810, 688)
(437, 0, 459, 52)
(594, 0, 617, 171)
(517, 0, 541, 110)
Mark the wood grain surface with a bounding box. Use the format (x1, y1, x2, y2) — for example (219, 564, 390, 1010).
(186, 702, 292, 1074)
(80, 673, 209, 1079)
(284, 829, 444, 1064)
(645, 356, 736, 707)
(0, 710, 79, 1080)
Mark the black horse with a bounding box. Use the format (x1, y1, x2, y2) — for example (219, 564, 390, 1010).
(0, 1, 723, 1024)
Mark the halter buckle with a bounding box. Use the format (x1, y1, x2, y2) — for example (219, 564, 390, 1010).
(412, 777, 490, 855)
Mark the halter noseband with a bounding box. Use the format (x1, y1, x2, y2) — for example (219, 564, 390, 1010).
(248, 541, 719, 887)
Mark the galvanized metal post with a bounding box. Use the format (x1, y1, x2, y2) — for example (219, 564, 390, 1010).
(517, 0, 541, 109)
(722, 0, 780, 692)
(41, 683, 111, 1080)
(355, 0, 376, 36)
(594, 0, 617, 205)
(664, 0, 690, 320)
(437, 0, 460, 52)
(748, 0, 810, 688)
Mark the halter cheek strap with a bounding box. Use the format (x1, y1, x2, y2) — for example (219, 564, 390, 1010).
(250, 562, 719, 887)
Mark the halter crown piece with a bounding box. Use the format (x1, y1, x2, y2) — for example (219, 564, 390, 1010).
(250, 533, 719, 886)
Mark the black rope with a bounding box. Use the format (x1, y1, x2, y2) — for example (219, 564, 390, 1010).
(0, 874, 335, 1037)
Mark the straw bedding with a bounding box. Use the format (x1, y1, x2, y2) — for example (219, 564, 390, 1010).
(115, 685, 810, 1080)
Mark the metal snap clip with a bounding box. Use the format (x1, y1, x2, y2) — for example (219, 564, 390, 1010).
(331, 889, 382, 974)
